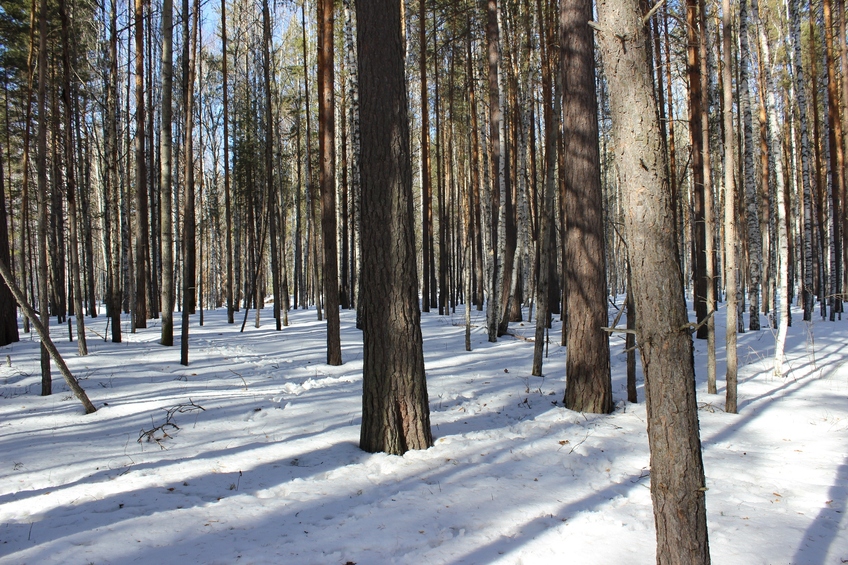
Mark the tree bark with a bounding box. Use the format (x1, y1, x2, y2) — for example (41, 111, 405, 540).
(562, 0, 612, 414)
(752, 0, 790, 373)
(59, 0, 86, 355)
(222, 0, 233, 324)
(687, 0, 709, 340)
(37, 0, 52, 390)
(159, 0, 174, 345)
(134, 0, 149, 329)
(419, 0, 432, 313)
(485, 0, 506, 342)
(594, 1, 711, 561)
(356, 0, 432, 455)
(180, 0, 198, 366)
(0, 143, 18, 346)
(319, 0, 343, 365)
(721, 0, 737, 412)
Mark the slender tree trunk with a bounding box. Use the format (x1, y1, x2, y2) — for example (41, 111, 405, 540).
(824, 0, 844, 319)
(134, 0, 149, 329)
(343, 0, 361, 316)
(722, 0, 737, 412)
(688, 0, 709, 340)
(752, 0, 790, 373)
(0, 144, 17, 346)
(36, 0, 52, 391)
(0, 258, 95, 413)
(160, 0, 174, 345)
(485, 0, 505, 342)
(19, 0, 37, 333)
(302, 1, 322, 321)
(357, 0, 432, 455)
(180, 0, 198, 366)
(739, 0, 762, 330)
(698, 0, 717, 393)
(59, 0, 86, 354)
(595, 2, 711, 560)
(532, 0, 557, 376)
(262, 0, 281, 331)
(786, 0, 815, 321)
(319, 0, 343, 365)
(419, 0, 432, 313)
(222, 0, 233, 324)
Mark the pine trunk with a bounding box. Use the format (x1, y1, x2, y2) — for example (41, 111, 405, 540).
(595, 1, 711, 560)
(561, 0, 612, 413)
(356, 0, 432, 455)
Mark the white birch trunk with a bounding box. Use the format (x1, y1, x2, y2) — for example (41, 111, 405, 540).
(752, 0, 790, 375)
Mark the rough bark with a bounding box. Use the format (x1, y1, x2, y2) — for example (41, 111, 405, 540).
(180, 0, 198, 366)
(222, 0, 234, 324)
(134, 0, 149, 329)
(786, 0, 815, 321)
(739, 0, 762, 330)
(561, 0, 612, 413)
(37, 0, 52, 390)
(319, 0, 343, 366)
(594, 1, 711, 561)
(485, 0, 505, 342)
(419, 0, 432, 313)
(357, 0, 432, 455)
(687, 0, 709, 341)
(721, 0, 737, 412)
(160, 0, 174, 345)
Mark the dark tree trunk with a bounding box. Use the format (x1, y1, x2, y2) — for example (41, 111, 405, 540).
(134, 0, 149, 329)
(687, 0, 709, 339)
(419, 0, 432, 313)
(356, 0, 432, 455)
(319, 0, 342, 366)
(160, 0, 174, 345)
(595, 0, 711, 561)
(0, 144, 18, 346)
(561, 0, 612, 414)
(37, 0, 52, 389)
(180, 0, 198, 366)
(222, 0, 233, 324)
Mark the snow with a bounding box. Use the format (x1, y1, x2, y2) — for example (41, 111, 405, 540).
(0, 301, 846, 564)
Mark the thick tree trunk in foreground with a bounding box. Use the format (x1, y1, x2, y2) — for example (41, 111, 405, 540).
(561, 0, 612, 414)
(594, 1, 711, 561)
(356, 0, 432, 455)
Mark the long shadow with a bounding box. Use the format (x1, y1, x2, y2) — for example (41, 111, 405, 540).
(449, 471, 645, 564)
(0, 441, 361, 559)
(791, 455, 848, 565)
(3, 416, 644, 564)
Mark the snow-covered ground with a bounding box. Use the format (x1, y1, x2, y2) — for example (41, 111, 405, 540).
(0, 299, 845, 564)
